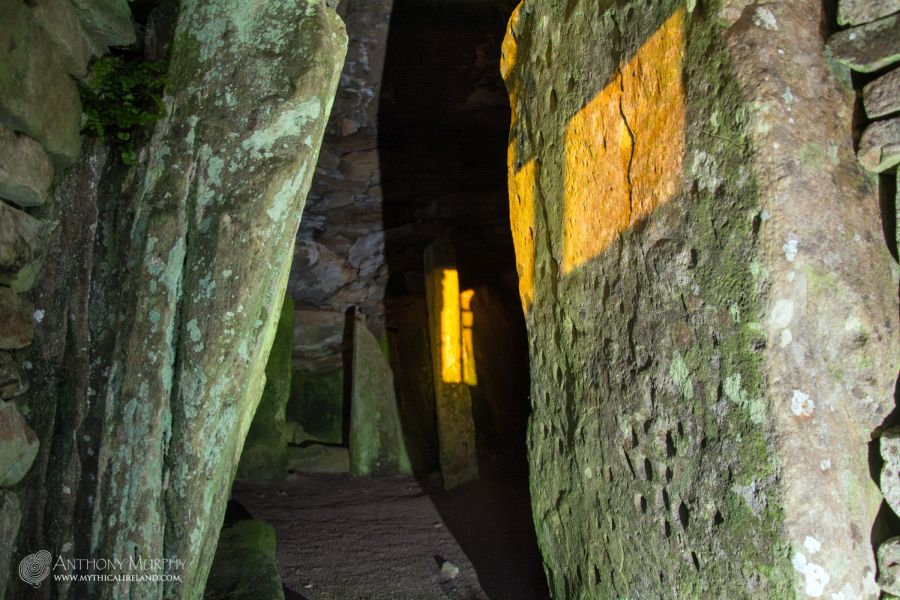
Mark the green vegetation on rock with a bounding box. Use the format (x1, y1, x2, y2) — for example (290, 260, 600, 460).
(79, 55, 167, 165)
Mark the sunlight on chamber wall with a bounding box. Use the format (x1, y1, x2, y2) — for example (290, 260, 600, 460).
(563, 8, 685, 273)
(504, 6, 687, 306)
(437, 268, 478, 386)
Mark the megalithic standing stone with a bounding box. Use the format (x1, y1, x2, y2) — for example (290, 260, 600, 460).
(424, 238, 479, 489)
(349, 310, 412, 476)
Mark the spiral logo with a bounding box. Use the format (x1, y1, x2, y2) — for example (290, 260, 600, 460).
(18, 550, 52, 588)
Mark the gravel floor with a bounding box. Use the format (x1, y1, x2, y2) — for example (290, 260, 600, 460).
(231, 465, 549, 600)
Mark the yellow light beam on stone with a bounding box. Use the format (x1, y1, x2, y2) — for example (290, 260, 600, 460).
(440, 268, 462, 384)
(562, 8, 686, 273)
(460, 289, 477, 386)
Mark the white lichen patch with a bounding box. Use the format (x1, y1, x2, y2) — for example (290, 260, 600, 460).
(791, 389, 815, 417)
(780, 328, 793, 348)
(803, 536, 822, 554)
(753, 7, 779, 31)
(770, 299, 794, 329)
(783, 238, 799, 262)
(792, 552, 829, 597)
(820, 458, 831, 470)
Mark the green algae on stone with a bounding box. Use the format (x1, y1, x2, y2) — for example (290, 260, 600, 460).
(85, 1, 347, 598)
(205, 519, 285, 600)
(237, 295, 294, 481)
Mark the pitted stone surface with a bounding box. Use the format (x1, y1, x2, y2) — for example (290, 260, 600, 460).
(504, 0, 896, 597)
(880, 537, 900, 595)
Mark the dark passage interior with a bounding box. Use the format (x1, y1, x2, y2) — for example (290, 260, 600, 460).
(228, 0, 548, 598)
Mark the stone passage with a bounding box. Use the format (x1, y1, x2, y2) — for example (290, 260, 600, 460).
(503, 0, 897, 597)
(424, 238, 479, 489)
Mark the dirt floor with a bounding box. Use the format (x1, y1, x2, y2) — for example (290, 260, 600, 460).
(231, 459, 549, 600)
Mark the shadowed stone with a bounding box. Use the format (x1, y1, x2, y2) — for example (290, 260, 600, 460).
(838, 0, 900, 25)
(858, 116, 900, 172)
(424, 238, 478, 489)
(237, 296, 294, 481)
(205, 520, 285, 600)
(827, 14, 900, 73)
(0, 287, 34, 350)
(0, 401, 38, 487)
(349, 311, 411, 477)
(0, 492, 21, 599)
(31, 0, 93, 77)
(287, 444, 349, 473)
(0, 352, 28, 400)
(0, 201, 43, 292)
(0, 127, 54, 208)
(0, 1, 81, 166)
(288, 368, 344, 444)
(69, 0, 136, 50)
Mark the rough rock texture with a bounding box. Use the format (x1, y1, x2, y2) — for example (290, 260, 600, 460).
(864, 68, 900, 119)
(424, 239, 478, 489)
(349, 311, 411, 477)
(7, 2, 347, 598)
(0, 491, 22, 600)
(0, 287, 35, 350)
(0, 127, 54, 208)
(0, 401, 39, 487)
(289, 0, 394, 369)
(879, 536, 900, 595)
(857, 116, 900, 172)
(827, 14, 900, 73)
(0, 200, 43, 292)
(503, 0, 897, 597)
(205, 519, 285, 600)
(292, 308, 346, 373)
(838, 0, 900, 26)
(0, 1, 82, 166)
(85, 3, 345, 596)
(237, 296, 294, 481)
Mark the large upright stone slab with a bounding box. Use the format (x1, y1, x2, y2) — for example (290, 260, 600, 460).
(83, 2, 347, 599)
(0, 1, 82, 166)
(237, 295, 294, 481)
(504, 0, 897, 597)
(31, 0, 94, 77)
(424, 238, 478, 489)
(349, 311, 411, 477)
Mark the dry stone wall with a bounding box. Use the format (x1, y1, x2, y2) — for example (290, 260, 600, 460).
(503, 0, 898, 597)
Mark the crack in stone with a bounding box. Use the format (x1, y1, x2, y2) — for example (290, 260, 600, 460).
(617, 70, 636, 225)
